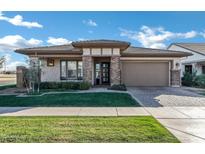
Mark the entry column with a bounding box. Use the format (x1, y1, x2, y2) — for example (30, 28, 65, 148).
(82, 56, 93, 84)
(110, 56, 121, 85)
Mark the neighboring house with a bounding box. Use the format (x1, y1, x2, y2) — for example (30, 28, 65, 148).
(15, 40, 191, 87)
(168, 43, 205, 76)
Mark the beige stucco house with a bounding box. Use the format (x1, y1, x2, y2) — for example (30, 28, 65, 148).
(168, 43, 205, 77)
(15, 40, 192, 87)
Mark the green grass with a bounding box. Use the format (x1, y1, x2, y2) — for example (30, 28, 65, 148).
(0, 92, 140, 107)
(0, 116, 179, 143)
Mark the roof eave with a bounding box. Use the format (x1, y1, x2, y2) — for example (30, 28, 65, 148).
(121, 53, 192, 57)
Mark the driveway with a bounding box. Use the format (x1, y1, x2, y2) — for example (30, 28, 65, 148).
(128, 87, 205, 107)
(128, 87, 205, 143)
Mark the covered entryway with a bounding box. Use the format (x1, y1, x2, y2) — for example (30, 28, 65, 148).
(122, 61, 169, 86)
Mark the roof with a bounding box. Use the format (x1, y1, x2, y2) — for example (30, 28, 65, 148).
(15, 39, 192, 57)
(15, 44, 83, 55)
(170, 43, 205, 56)
(72, 39, 130, 50)
(122, 46, 192, 57)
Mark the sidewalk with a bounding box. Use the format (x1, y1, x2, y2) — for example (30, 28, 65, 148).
(0, 107, 149, 116)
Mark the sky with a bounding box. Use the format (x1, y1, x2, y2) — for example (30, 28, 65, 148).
(1, 11, 205, 71)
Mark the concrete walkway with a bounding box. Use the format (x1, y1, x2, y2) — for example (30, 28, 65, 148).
(0, 107, 149, 116)
(0, 106, 205, 143)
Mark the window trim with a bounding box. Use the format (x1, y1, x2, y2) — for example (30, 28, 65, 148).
(47, 59, 55, 67)
(60, 60, 83, 80)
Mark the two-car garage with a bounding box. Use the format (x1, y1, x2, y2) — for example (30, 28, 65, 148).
(121, 61, 170, 86)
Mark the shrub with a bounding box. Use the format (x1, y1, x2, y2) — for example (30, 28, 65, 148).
(108, 84, 127, 91)
(79, 82, 91, 90)
(195, 75, 205, 88)
(181, 71, 197, 87)
(40, 82, 91, 90)
(0, 84, 16, 90)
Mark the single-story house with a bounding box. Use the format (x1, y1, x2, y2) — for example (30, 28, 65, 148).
(15, 40, 192, 87)
(168, 43, 205, 76)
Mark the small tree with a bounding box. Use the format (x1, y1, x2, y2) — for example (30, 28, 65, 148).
(25, 58, 41, 94)
(0, 56, 6, 73)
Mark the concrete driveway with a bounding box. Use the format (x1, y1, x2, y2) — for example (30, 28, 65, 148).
(128, 87, 205, 107)
(128, 87, 205, 143)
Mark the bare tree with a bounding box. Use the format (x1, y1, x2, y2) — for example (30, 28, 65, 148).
(0, 56, 6, 73)
(25, 58, 41, 94)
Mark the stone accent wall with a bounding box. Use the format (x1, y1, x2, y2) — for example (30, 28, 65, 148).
(82, 56, 93, 83)
(171, 69, 181, 87)
(110, 56, 121, 85)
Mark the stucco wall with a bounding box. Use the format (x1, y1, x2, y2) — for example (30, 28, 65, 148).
(40, 58, 61, 82)
(168, 45, 205, 76)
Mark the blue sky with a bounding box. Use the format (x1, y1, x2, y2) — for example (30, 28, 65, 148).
(1, 11, 205, 70)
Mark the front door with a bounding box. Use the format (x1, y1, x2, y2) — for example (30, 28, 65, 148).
(101, 62, 110, 84)
(95, 62, 110, 85)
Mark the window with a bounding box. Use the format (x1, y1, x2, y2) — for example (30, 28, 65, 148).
(77, 61, 83, 80)
(47, 59, 54, 67)
(60, 61, 66, 79)
(67, 61, 77, 79)
(60, 60, 83, 80)
(185, 65, 192, 74)
(202, 66, 205, 74)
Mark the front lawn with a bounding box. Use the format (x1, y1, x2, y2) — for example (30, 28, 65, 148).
(0, 92, 140, 107)
(0, 116, 179, 143)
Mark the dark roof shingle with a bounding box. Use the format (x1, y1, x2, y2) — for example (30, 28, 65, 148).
(15, 44, 82, 54)
(122, 46, 192, 57)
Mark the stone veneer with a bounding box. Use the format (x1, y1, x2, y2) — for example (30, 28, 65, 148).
(171, 69, 181, 87)
(110, 56, 121, 85)
(82, 56, 93, 83)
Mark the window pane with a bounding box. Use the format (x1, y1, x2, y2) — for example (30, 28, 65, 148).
(185, 65, 192, 74)
(77, 61, 83, 79)
(61, 61, 66, 78)
(67, 61, 77, 79)
(202, 66, 205, 74)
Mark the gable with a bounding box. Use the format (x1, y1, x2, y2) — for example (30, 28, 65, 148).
(168, 44, 205, 63)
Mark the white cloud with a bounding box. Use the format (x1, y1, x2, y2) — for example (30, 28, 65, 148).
(0, 12, 43, 28)
(83, 19, 97, 27)
(6, 61, 27, 71)
(120, 25, 198, 49)
(0, 53, 27, 72)
(78, 38, 87, 41)
(199, 31, 205, 38)
(0, 35, 43, 52)
(47, 37, 72, 45)
(176, 31, 198, 39)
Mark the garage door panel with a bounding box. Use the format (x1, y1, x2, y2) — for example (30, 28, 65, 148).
(122, 62, 169, 86)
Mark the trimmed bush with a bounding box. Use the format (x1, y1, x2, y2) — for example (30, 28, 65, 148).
(79, 82, 91, 90)
(181, 71, 197, 87)
(195, 75, 205, 88)
(40, 82, 91, 90)
(0, 84, 16, 90)
(108, 84, 127, 91)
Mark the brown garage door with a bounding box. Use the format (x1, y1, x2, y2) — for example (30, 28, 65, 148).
(122, 61, 169, 86)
